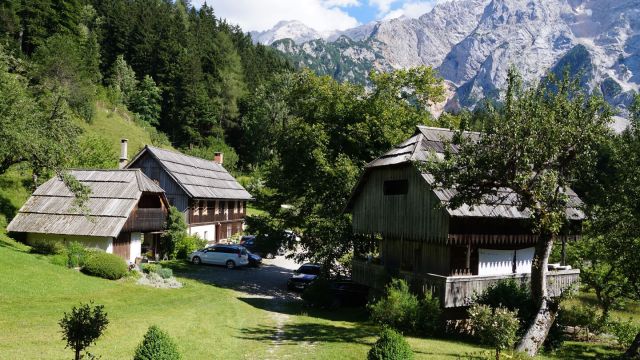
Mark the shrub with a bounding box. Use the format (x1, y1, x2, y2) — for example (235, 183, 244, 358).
(416, 292, 443, 336)
(475, 279, 535, 331)
(368, 328, 413, 360)
(59, 302, 109, 360)
(607, 318, 640, 348)
(50, 252, 69, 267)
(82, 251, 128, 280)
(559, 305, 603, 340)
(369, 279, 419, 332)
(468, 304, 520, 360)
(173, 235, 206, 260)
(302, 277, 334, 308)
(28, 238, 65, 255)
(133, 325, 181, 360)
(66, 241, 87, 268)
(141, 263, 161, 274)
(157, 267, 173, 279)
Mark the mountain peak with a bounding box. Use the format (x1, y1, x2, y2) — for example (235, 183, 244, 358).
(250, 20, 322, 45)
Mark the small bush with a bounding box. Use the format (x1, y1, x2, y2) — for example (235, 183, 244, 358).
(369, 279, 419, 332)
(66, 241, 87, 268)
(560, 305, 603, 340)
(475, 279, 535, 331)
(133, 325, 181, 360)
(417, 292, 443, 336)
(173, 235, 206, 260)
(468, 304, 520, 360)
(82, 251, 128, 280)
(141, 263, 161, 274)
(29, 238, 65, 255)
(157, 267, 173, 279)
(51, 252, 69, 267)
(368, 328, 413, 360)
(607, 318, 640, 348)
(302, 277, 333, 308)
(59, 302, 109, 360)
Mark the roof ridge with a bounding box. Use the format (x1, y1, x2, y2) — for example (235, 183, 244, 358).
(147, 145, 224, 166)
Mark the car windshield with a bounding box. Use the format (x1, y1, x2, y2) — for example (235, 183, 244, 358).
(240, 248, 247, 255)
(298, 265, 320, 275)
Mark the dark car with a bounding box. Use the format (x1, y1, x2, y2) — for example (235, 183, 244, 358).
(247, 250, 262, 267)
(328, 279, 369, 307)
(240, 235, 281, 259)
(287, 263, 321, 291)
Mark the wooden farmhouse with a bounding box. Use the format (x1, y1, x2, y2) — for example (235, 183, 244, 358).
(7, 169, 169, 263)
(346, 126, 582, 309)
(126, 145, 252, 243)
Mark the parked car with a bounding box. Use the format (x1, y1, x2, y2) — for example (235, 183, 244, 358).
(247, 250, 262, 267)
(287, 263, 321, 291)
(188, 245, 249, 269)
(240, 235, 283, 259)
(328, 279, 369, 307)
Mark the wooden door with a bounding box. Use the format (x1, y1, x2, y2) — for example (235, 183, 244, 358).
(113, 232, 130, 261)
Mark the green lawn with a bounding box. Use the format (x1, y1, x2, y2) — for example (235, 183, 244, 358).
(0, 237, 632, 359)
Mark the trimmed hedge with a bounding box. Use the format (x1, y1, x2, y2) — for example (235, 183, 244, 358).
(133, 325, 181, 360)
(368, 328, 413, 360)
(82, 251, 128, 280)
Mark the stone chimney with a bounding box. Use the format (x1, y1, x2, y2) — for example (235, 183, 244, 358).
(214, 152, 223, 165)
(119, 139, 128, 169)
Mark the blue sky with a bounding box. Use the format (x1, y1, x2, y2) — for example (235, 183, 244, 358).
(195, 1, 446, 32)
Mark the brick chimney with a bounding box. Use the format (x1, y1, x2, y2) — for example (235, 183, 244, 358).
(214, 152, 223, 165)
(119, 139, 128, 169)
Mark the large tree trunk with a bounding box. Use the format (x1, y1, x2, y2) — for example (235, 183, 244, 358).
(624, 331, 640, 358)
(515, 234, 557, 356)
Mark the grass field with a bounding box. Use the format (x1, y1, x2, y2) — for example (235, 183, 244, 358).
(0, 236, 632, 360)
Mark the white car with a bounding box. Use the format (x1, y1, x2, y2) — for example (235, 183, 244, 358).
(188, 245, 249, 269)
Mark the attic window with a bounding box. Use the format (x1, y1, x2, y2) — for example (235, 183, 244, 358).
(383, 180, 408, 195)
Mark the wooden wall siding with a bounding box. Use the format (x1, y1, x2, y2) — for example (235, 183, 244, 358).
(189, 200, 246, 224)
(129, 154, 189, 214)
(351, 165, 449, 243)
(381, 237, 451, 275)
(352, 259, 580, 308)
(113, 232, 130, 260)
(122, 208, 167, 233)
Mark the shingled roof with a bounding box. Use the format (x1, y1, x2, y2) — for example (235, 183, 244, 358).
(349, 126, 584, 220)
(128, 146, 252, 200)
(7, 169, 165, 238)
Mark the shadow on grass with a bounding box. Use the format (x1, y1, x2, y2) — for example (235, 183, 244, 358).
(546, 341, 622, 360)
(237, 296, 370, 322)
(237, 321, 375, 346)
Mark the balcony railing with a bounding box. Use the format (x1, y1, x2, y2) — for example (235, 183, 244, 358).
(352, 259, 580, 308)
(123, 208, 167, 232)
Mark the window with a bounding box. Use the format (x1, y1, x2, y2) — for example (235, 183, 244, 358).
(383, 179, 408, 195)
(227, 225, 232, 239)
(215, 200, 219, 215)
(224, 201, 229, 215)
(204, 231, 208, 240)
(239, 201, 244, 214)
(202, 201, 208, 216)
(233, 201, 238, 214)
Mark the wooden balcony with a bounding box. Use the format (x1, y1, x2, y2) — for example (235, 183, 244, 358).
(352, 259, 580, 308)
(123, 208, 167, 232)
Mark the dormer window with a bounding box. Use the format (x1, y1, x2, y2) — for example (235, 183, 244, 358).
(383, 180, 408, 195)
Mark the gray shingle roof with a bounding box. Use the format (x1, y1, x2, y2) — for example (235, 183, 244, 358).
(356, 126, 584, 220)
(139, 146, 252, 200)
(7, 169, 165, 237)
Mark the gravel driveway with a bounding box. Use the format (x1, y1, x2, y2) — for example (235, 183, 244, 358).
(173, 254, 303, 300)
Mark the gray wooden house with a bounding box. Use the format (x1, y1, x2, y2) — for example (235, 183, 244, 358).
(346, 126, 581, 308)
(7, 169, 168, 263)
(126, 145, 252, 243)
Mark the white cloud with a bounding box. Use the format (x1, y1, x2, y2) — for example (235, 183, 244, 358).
(369, 0, 399, 15)
(198, 0, 360, 32)
(382, 1, 437, 20)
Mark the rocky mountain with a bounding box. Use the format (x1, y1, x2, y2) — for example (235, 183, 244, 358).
(263, 0, 640, 115)
(250, 20, 324, 45)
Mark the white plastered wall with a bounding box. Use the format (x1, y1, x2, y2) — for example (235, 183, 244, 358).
(129, 232, 142, 264)
(189, 224, 216, 242)
(27, 233, 113, 253)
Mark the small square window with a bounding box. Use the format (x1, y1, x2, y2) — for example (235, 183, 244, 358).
(383, 180, 408, 196)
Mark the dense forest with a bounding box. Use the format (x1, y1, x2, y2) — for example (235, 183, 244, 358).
(0, 0, 292, 173)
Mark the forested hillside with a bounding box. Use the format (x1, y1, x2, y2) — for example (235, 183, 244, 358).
(0, 0, 292, 174)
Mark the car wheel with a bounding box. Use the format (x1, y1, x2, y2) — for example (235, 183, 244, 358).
(226, 260, 236, 269)
(192, 256, 201, 265)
